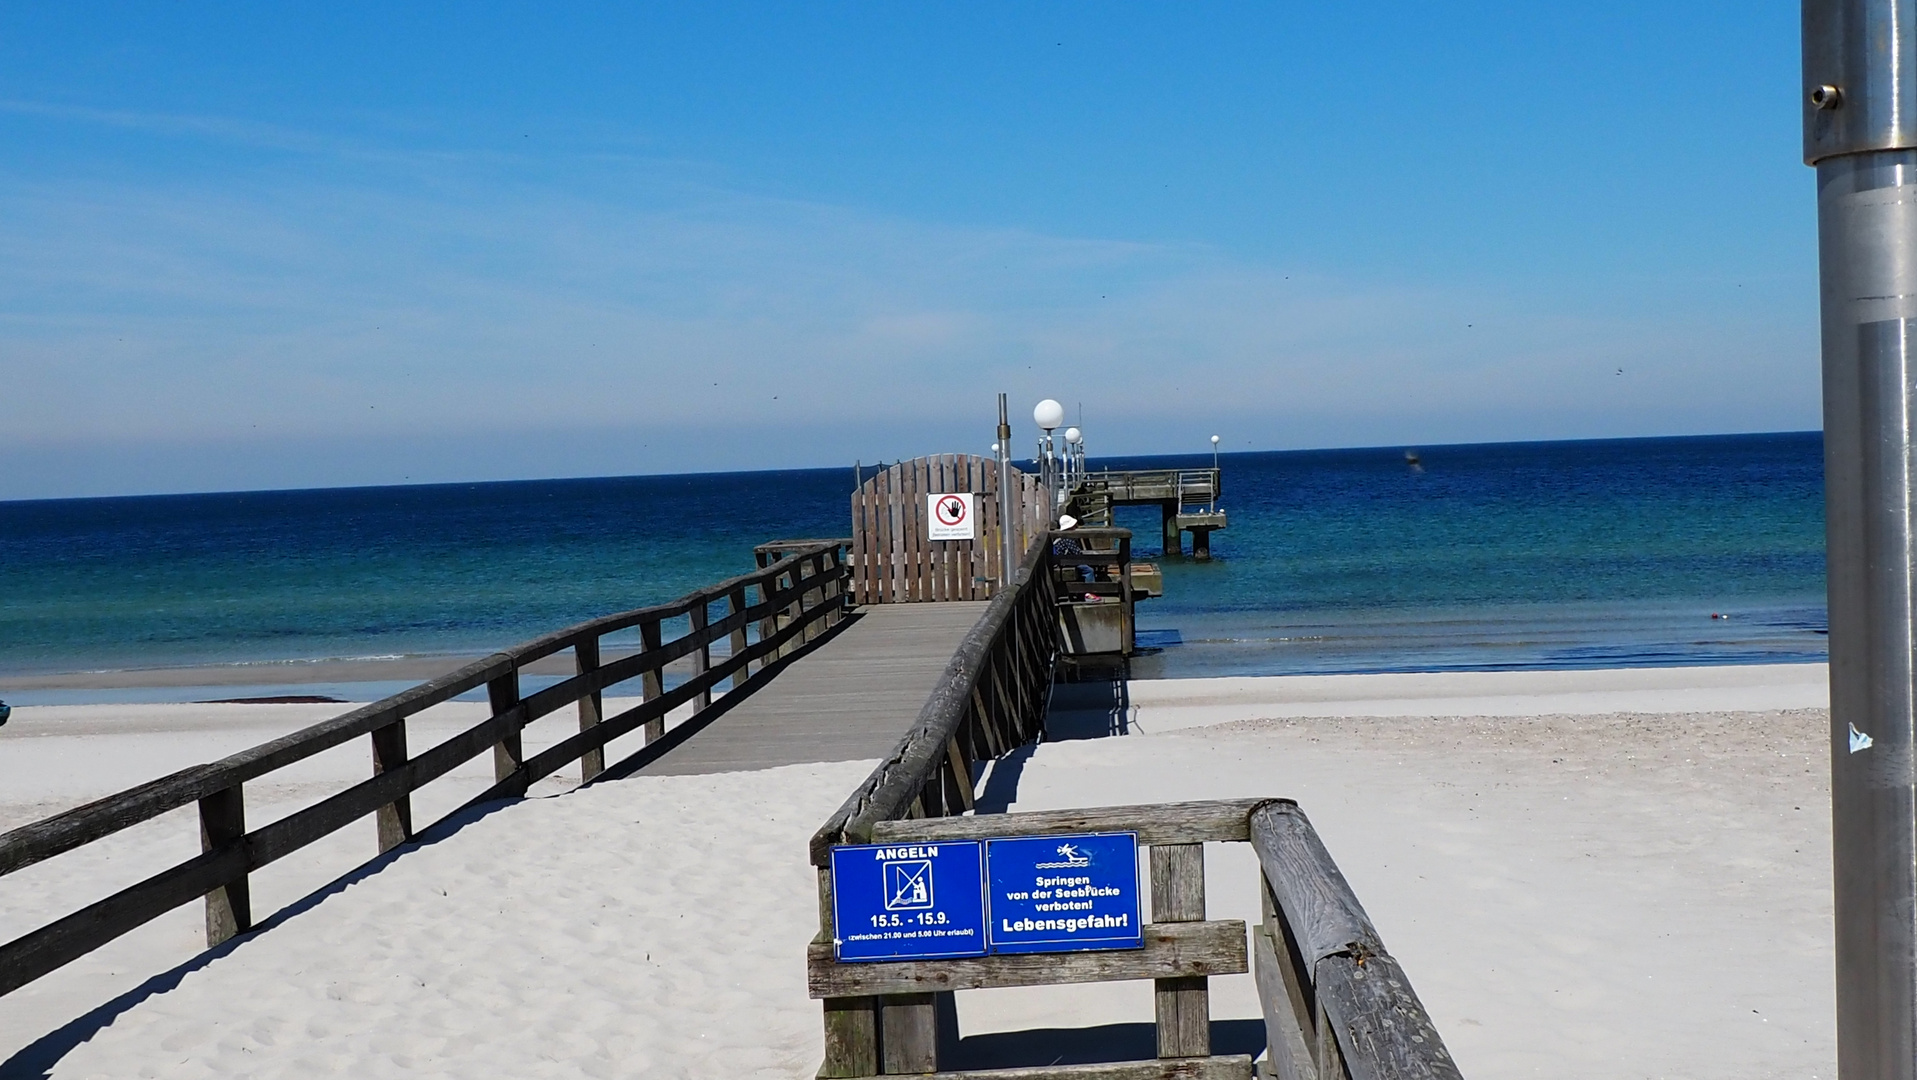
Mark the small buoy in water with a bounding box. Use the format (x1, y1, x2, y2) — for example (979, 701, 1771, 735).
(1710, 613, 1729, 620)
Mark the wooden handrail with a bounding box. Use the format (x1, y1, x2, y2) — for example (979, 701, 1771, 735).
(1248, 801, 1462, 1080)
(0, 539, 851, 998)
(809, 535, 1060, 864)
(813, 797, 1459, 1079)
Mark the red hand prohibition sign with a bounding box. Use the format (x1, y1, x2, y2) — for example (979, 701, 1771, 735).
(936, 496, 967, 526)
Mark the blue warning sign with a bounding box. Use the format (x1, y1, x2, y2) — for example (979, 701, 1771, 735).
(985, 833, 1143, 954)
(830, 840, 987, 962)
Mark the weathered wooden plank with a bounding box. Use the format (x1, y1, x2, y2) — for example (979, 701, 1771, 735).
(939, 454, 957, 602)
(641, 618, 666, 742)
(806, 920, 1246, 998)
(1152, 843, 1209, 1059)
(945, 738, 975, 813)
(690, 601, 712, 710)
(821, 996, 881, 1079)
(857, 1053, 1256, 1080)
(901, 460, 920, 602)
(575, 637, 606, 782)
(882, 992, 940, 1074)
(370, 717, 412, 852)
(488, 670, 523, 785)
(874, 465, 893, 603)
(198, 786, 249, 947)
(729, 587, 750, 691)
(869, 800, 1268, 849)
(1312, 952, 1462, 1080)
(1247, 803, 1381, 966)
(1252, 923, 1318, 1080)
(915, 457, 933, 603)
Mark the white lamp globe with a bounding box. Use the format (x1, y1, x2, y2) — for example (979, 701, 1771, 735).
(1033, 399, 1065, 431)
(989, 442, 1000, 455)
(1064, 427, 1083, 445)
(1210, 435, 1221, 445)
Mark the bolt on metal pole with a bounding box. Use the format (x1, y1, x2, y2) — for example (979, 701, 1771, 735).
(997, 394, 1016, 591)
(1806, 2, 1917, 1074)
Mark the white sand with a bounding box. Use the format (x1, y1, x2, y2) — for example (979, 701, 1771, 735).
(26, 760, 877, 1080)
(0, 664, 1836, 1078)
(0, 695, 692, 1064)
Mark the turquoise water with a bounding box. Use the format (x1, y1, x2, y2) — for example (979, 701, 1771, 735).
(0, 432, 1826, 699)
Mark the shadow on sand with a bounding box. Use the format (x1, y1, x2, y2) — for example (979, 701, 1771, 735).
(0, 797, 523, 1080)
(946, 1019, 1267, 1069)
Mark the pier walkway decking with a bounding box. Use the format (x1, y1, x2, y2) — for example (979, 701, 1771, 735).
(644, 601, 990, 775)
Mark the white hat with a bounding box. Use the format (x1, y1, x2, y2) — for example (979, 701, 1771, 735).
(1057, 515, 1078, 529)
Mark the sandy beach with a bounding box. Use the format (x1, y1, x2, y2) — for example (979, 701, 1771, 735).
(0, 664, 1835, 1078)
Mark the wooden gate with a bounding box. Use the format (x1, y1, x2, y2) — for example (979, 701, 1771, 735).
(850, 454, 1049, 603)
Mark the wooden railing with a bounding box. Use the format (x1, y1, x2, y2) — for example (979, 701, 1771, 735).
(804, 531, 1459, 1078)
(807, 536, 1060, 1076)
(808, 798, 1461, 1080)
(1249, 800, 1461, 1080)
(0, 540, 852, 999)
(809, 535, 1060, 865)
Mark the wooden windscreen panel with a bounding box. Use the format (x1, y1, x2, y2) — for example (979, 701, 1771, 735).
(849, 454, 1049, 603)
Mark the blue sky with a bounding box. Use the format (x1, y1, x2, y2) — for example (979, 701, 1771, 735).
(0, 3, 1813, 498)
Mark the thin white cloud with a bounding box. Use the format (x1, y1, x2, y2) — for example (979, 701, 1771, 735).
(0, 112, 1819, 496)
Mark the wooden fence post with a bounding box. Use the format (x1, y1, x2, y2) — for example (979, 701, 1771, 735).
(803, 554, 825, 642)
(198, 785, 250, 946)
(1152, 842, 1211, 1058)
(370, 719, 412, 852)
(825, 548, 846, 627)
(690, 603, 712, 710)
(576, 637, 606, 781)
(642, 619, 666, 743)
(728, 587, 749, 691)
(1254, 877, 1320, 1080)
(881, 994, 939, 1074)
(757, 578, 779, 671)
(488, 669, 522, 785)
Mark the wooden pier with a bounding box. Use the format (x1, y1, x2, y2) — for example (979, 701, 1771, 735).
(1066, 469, 1229, 560)
(642, 602, 987, 776)
(0, 452, 1453, 1080)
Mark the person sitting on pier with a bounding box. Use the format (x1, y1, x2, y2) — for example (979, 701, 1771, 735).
(1053, 516, 1099, 598)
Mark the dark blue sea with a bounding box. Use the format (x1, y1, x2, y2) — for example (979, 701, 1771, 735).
(0, 432, 1827, 702)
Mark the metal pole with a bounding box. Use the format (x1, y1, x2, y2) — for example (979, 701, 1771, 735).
(1806, 3, 1917, 1074)
(1211, 435, 1220, 513)
(1044, 433, 1058, 517)
(997, 394, 1015, 592)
